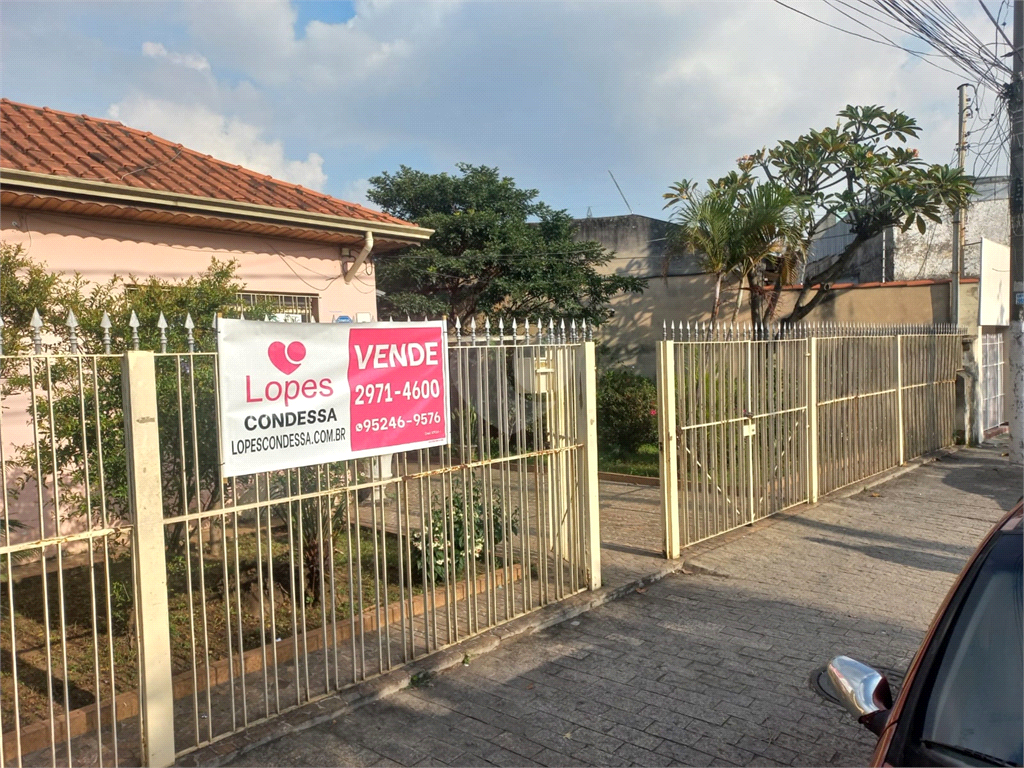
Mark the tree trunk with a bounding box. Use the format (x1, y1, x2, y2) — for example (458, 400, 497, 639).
(747, 269, 765, 326)
(710, 274, 723, 324)
(781, 230, 872, 323)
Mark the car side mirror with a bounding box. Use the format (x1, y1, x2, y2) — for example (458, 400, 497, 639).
(827, 655, 893, 736)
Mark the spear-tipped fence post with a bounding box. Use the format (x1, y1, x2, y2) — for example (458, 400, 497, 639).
(559, 318, 566, 344)
(157, 312, 168, 353)
(31, 309, 43, 354)
(184, 314, 195, 353)
(485, 317, 492, 344)
(100, 312, 112, 354)
(455, 316, 462, 343)
(66, 308, 80, 353)
(129, 310, 140, 350)
(512, 318, 518, 344)
(499, 317, 505, 344)
(548, 318, 555, 345)
(471, 317, 477, 344)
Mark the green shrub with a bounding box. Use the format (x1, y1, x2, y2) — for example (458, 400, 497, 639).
(410, 479, 519, 583)
(597, 368, 658, 452)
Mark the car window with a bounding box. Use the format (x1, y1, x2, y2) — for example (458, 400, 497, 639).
(916, 532, 1023, 766)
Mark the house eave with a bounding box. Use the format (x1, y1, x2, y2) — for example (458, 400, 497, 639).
(0, 168, 433, 245)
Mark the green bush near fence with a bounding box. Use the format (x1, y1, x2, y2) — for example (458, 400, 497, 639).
(596, 368, 658, 452)
(410, 479, 520, 584)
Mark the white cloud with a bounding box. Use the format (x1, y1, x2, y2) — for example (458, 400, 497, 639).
(141, 40, 210, 72)
(107, 96, 328, 191)
(3, 0, 1010, 219)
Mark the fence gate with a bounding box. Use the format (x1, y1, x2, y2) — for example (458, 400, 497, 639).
(658, 324, 962, 558)
(981, 329, 1006, 434)
(657, 328, 808, 556)
(1, 318, 600, 767)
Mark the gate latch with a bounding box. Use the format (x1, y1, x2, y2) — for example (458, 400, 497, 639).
(743, 422, 757, 437)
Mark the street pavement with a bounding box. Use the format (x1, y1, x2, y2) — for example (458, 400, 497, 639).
(223, 442, 1018, 767)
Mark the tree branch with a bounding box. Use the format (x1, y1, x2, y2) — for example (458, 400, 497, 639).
(782, 230, 872, 322)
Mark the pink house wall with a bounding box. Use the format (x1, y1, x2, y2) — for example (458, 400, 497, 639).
(0, 209, 379, 322)
(1, 208, 381, 545)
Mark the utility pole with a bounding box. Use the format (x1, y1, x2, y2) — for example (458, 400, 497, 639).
(952, 84, 969, 327)
(1010, 0, 1023, 467)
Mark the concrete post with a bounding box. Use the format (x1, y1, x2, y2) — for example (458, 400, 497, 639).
(968, 327, 985, 445)
(122, 352, 175, 767)
(575, 342, 601, 589)
(656, 341, 680, 559)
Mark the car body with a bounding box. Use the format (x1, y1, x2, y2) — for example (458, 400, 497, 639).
(825, 501, 1023, 767)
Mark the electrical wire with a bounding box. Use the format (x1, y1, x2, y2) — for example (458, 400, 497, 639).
(771, 0, 968, 78)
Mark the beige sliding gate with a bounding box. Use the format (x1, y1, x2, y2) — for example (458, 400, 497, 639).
(658, 324, 962, 557)
(1, 318, 600, 767)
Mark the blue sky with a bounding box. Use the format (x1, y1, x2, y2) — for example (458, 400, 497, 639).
(1, 1, 1011, 221)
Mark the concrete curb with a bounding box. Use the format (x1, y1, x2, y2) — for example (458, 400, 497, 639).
(597, 471, 659, 487)
(178, 445, 961, 767)
(177, 562, 687, 767)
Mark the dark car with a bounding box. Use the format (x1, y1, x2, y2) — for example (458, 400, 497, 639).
(823, 501, 1022, 767)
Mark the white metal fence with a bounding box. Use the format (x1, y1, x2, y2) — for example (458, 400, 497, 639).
(658, 323, 963, 557)
(981, 330, 1006, 434)
(1, 314, 600, 767)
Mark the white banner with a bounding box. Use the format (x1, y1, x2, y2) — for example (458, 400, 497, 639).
(216, 318, 451, 477)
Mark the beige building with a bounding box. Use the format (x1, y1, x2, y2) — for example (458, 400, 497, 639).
(575, 214, 967, 376)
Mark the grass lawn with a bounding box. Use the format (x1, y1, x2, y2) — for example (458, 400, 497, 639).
(598, 443, 660, 477)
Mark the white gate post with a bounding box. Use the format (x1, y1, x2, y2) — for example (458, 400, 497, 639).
(657, 341, 680, 559)
(122, 352, 175, 767)
(576, 341, 601, 589)
(896, 335, 905, 465)
(807, 337, 819, 505)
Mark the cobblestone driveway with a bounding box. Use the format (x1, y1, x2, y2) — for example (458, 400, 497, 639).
(226, 443, 1018, 767)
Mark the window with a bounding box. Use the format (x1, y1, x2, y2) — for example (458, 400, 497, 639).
(237, 292, 317, 323)
(906, 530, 1023, 766)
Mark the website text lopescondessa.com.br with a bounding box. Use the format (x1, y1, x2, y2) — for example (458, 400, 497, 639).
(229, 426, 347, 456)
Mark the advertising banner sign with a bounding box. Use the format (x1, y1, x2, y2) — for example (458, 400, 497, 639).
(216, 318, 450, 477)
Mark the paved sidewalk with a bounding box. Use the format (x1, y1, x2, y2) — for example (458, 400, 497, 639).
(218, 443, 1017, 767)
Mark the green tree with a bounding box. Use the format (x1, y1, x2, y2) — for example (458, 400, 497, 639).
(366, 163, 646, 325)
(1, 245, 275, 552)
(663, 179, 803, 323)
(753, 105, 974, 322)
(667, 106, 975, 324)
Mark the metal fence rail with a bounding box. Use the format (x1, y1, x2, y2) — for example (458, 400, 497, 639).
(2, 314, 600, 767)
(1, 354, 142, 768)
(659, 323, 963, 557)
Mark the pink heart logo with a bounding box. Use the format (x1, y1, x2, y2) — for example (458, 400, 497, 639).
(267, 341, 306, 375)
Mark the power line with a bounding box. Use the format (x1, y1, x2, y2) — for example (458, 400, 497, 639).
(771, 0, 968, 78)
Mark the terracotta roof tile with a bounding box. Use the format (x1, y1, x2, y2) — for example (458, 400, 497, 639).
(0, 98, 414, 229)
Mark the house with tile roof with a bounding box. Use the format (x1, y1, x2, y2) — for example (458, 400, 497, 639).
(0, 98, 431, 322)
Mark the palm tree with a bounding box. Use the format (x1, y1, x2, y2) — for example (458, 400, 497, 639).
(664, 180, 803, 324)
